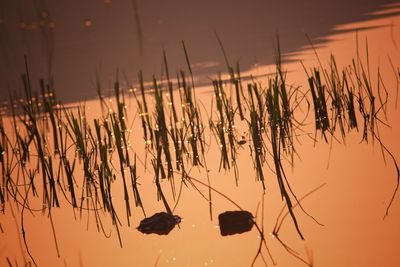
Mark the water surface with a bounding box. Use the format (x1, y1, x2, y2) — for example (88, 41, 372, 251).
(1, 2, 400, 267)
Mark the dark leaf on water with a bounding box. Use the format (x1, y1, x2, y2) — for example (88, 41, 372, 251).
(137, 212, 181, 235)
(218, 210, 254, 236)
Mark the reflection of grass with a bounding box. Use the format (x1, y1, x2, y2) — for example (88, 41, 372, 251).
(0, 42, 399, 266)
(272, 183, 326, 267)
(182, 173, 276, 267)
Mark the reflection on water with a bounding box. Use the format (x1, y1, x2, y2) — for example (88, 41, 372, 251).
(0, 0, 400, 103)
(0, 3, 400, 267)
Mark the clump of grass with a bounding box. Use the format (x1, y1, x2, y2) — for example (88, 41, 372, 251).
(266, 71, 304, 239)
(93, 118, 112, 212)
(138, 71, 154, 150)
(40, 79, 60, 154)
(246, 82, 266, 190)
(234, 63, 245, 121)
(0, 113, 6, 207)
(162, 50, 185, 172)
(152, 131, 172, 215)
(210, 76, 240, 184)
(20, 56, 60, 209)
(153, 77, 174, 180)
(211, 78, 230, 171)
(110, 110, 132, 225)
(163, 50, 178, 124)
(343, 71, 358, 131)
(307, 68, 331, 141)
(177, 70, 204, 167)
(151, 76, 177, 200)
(129, 154, 145, 216)
(64, 106, 98, 217)
(304, 37, 399, 216)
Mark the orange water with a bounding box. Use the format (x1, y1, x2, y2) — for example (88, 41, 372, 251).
(1, 7, 400, 267)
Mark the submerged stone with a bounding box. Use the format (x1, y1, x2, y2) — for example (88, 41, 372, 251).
(137, 212, 181, 235)
(218, 210, 254, 236)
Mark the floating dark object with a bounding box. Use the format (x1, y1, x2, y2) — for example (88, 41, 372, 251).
(237, 139, 247, 145)
(218, 210, 254, 236)
(137, 212, 181, 235)
(237, 135, 247, 145)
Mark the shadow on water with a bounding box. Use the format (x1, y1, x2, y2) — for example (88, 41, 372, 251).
(0, 0, 399, 103)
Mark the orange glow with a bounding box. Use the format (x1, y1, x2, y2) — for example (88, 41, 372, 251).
(1, 6, 400, 267)
(84, 19, 93, 28)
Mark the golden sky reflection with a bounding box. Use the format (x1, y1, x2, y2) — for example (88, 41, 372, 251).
(1, 7, 400, 267)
